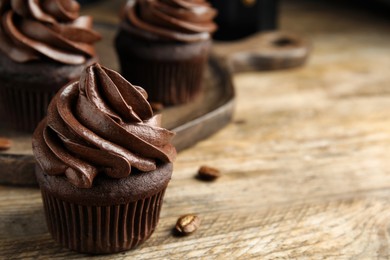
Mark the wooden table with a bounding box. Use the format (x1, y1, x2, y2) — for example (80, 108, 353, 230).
(1, 0, 390, 258)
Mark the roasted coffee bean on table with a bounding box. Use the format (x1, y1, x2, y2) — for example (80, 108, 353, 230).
(197, 165, 221, 181)
(175, 214, 201, 236)
(0, 137, 12, 151)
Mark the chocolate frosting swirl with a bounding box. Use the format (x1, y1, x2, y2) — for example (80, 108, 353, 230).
(32, 63, 176, 188)
(0, 0, 101, 64)
(122, 0, 217, 42)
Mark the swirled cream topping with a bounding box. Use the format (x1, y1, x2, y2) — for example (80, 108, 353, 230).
(0, 0, 101, 64)
(32, 63, 176, 188)
(122, 0, 217, 42)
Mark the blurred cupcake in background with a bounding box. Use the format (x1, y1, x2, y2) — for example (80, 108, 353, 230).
(115, 0, 217, 106)
(0, 0, 101, 131)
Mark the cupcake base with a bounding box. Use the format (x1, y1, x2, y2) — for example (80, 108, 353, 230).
(0, 53, 95, 132)
(115, 32, 211, 106)
(35, 163, 172, 254)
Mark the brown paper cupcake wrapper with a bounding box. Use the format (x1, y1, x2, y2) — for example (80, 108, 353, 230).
(119, 57, 207, 105)
(41, 188, 166, 254)
(0, 86, 55, 132)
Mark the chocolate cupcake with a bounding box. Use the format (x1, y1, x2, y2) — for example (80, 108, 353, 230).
(0, 0, 100, 132)
(115, 0, 217, 105)
(32, 63, 176, 254)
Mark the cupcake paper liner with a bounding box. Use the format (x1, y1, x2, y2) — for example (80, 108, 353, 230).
(0, 86, 55, 132)
(118, 57, 207, 105)
(41, 188, 166, 254)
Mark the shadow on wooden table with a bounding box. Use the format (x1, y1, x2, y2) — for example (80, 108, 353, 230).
(0, 201, 56, 257)
(0, 202, 82, 257)
(0, 205, 46, 240)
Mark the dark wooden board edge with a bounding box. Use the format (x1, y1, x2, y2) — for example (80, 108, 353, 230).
(172, 57, 235, 151)
(172, 99, 234, 151)
(0, 154, 36, 186)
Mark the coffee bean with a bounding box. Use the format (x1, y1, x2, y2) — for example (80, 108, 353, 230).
(0, 137, 12, 151)
(197, 165, 221, 181)
(234, 119, 247, 125)
(175, 214, 201, 235)
(150, 102, 164, 111)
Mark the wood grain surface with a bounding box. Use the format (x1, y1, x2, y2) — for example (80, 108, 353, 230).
(1, 0, 390, 259)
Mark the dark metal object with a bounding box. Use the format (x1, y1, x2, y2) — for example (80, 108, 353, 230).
(210, 0, 279, 41)
(76, 0, 100, 5)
